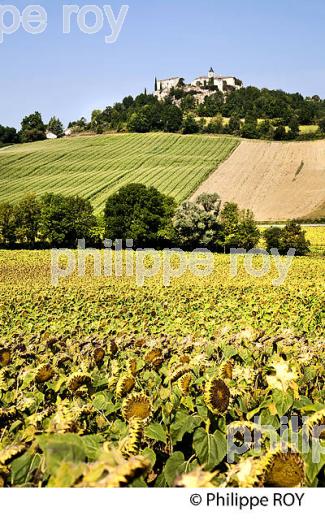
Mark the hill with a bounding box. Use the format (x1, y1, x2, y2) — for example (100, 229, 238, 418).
(192, 139, 325, 221)
(0, 133, 238, 211)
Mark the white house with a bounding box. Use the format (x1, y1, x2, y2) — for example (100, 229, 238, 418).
(46, 132, 57, 139)
(191, 67, 242, 93)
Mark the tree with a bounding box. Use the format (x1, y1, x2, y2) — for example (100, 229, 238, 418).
(288, 116, 299, 139)
(154, 77, 158, 91)
(0, 125, 19, 145)
(161, 104, 183, 132)
(231, 210, 260, 250)
(173, 193, 223, 251)
(182, 114, 200, 134)
(0, 202, 16, 244)
(258, 120, 274, 140)
(127, 110, 151, 133)
(280, 221, 310, 256)
(318, 117, 325, 133)
(48, 116, 64, 138)
(273, 125, 287, 141)
(40, 194, 97, 247)
(227, 115, 241, 135)
(104, 184, 175, 247)
(264, 226, 283, 252)
(205, 114, 223, 134)
(241, 121, 258, 139)
(220, 202, 240, 237)
(20, 111, 46, 142)
(13, 193, 41, 244)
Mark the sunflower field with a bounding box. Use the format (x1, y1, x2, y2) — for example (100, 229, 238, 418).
(0, 251, 324, 488)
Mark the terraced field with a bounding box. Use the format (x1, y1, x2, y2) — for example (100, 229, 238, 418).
(0, 134, 238, 211)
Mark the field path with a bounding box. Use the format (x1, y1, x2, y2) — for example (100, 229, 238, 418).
(191, 140, 325, 220)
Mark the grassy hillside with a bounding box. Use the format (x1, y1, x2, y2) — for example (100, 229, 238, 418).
(0, 133, 238, 211)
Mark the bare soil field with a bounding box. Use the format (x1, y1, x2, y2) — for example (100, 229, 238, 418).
(192, 140, 325, 221)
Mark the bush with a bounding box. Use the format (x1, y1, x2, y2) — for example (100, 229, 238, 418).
(182, 115, 200, 134)
(104, 184, 175, 247)
(264, 222, 310, 255)
(281, 221, 310, 256)
(173, 193, 223, 251)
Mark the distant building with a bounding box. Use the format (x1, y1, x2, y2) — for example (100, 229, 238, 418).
(155, 67, 243, 102)
(46, 132, 57, 139)
(191, 67, 242, 92)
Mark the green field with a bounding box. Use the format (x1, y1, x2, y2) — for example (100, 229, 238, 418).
(0, 133, 238, 211)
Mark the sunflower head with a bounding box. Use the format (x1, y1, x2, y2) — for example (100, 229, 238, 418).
(262, 452, 305, 487)
(144, 347, 164, 368)
(93, 347, 105, 366)
(0, 349, 10, 368)
(126, 358, 138, 375)
(68, 373, 92, 393)
(178, 373, 192, 395)
(204, 378, 230, 414)
(220, 360, 233, 380)
(122, 393, 152, 422)
(116, 373, 136, 398)
(35, 363, 55, 383)
(170, 364, 191, 383)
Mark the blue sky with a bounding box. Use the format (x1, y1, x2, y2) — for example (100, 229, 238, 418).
(1, 0, 325, 128)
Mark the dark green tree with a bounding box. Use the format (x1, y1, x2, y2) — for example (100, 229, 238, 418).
(280, 221, 310, 256)
(182, 114, 200, 134)
(20, 111, 46, 142)
(40, 194, 97, 247)
(13, 193, 41, 244)
(0, 202, 16, 244)
(264, 226, 283, 252)
(48, 116, 64, 138)
(104, 184, 175, 247)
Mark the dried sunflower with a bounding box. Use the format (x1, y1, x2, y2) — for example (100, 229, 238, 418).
(170, 364, 191, 383)
(178, 373, 192, 395)
(144, 347, 164, 368)
(0, 444, 26, 465)
(204, 378, 230, 414)
(93, 347, 105, 365)
(116, 373, 135, 398)
(261, 451, 305, 488)
(35, 363, 55, 383)
(122, 419, 143, 455)
(122, 393, 152, 422)
(68, 373, 92, 393)
(0, 349, 10, 367)
(175, 467, 218, 488)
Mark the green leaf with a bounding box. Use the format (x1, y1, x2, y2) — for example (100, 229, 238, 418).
(10, 452, 42, 486)
(144, 423, 167, 444)
(272, 389, 294, 416)
(170, 412, 202, 444)
(163, 452, 185, 486)
(193, 428, 227, 471)
(141, 447, 156, 469)
(37, 434, 86, 474)
(81, 434, 104, 461)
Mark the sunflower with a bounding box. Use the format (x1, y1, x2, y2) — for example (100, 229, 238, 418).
(68, 373, 92, 393)
(93, 347, 105, 365)
(144, 347, 164, 368)
(175, 467, 218, 488)
(178, 373, 192, 395)
(123, 419, 143, 455)
(126, 358, 138, 375)
(170, 364, 191, 383)
(261, 451, 305, 487)
(35, 363, 55, 383)
(204, 378, 230, 414)
(122, 393, 152, 422)
(0, 349, 10, 367)
(0, 444, 26, 465)
(220, 360, 233, 380)
(306, 409, 325, 439)
(116, 374, 135, 398)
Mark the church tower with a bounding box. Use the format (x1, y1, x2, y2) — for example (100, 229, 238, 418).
(208, 67, 215, 79)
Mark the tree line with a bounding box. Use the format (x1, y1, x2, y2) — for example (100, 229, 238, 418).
(0, 185, 310, 255)
(2, 85, 325, 147)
